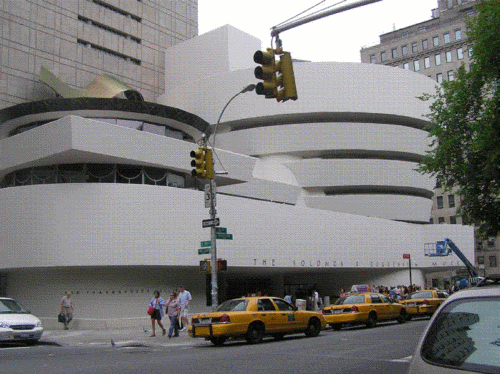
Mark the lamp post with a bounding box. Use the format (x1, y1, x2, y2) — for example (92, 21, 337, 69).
(207, 84, 255, 311)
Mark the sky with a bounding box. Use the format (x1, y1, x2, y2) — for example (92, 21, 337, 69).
(198, 0, 439, 63)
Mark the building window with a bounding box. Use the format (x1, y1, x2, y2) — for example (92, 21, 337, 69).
(412, 42, 418, 53)
(444, 33, 451, 43)
(424, 57, 431, 69)
(449, 195, 456, 208)
(430, 218, 434, 224)
(446, 51, 453, 62)
(402, 45, 408, 56)
(455, 29, 462, 40)
(478, 256, 484, 265)
(450, 216, 457, 224)
(433, 36, 439, 46)
(488, 237, 495, 247)
(392, 48, 398, 59)
(381, 51, 387, 61)
(370, 54, 376, 63)
(403, 62, 410, 70)
(437, 196, 444, 209)
(418, 26, 427, 33)
(435, 54, 442, 66)
(447, 0, 454, 8)
(489, 256, 497, 268)
(457, 47, 464, 60)
(414, 60, 420, 71)
(438, 217, 445, 224)
(448, 70, 455, 81)
(437, 73, 443, 83)
(422, 39, 429, 50)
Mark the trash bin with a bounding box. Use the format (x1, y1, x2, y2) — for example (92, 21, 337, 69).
(295, 299, 306, 310)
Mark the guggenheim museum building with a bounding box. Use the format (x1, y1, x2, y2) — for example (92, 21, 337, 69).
(0, 25, 473, 326)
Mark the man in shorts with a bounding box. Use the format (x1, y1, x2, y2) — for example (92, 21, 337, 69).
(177, 285, 192, 331)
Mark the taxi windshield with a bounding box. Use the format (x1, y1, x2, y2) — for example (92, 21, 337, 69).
(409, 291, 433, 299)
(0, 299, 29, 314)
(216, 299, 248, 312)
(335, 295, 365, 305)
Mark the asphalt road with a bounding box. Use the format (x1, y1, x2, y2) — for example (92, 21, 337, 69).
(0, 319, 429, 374)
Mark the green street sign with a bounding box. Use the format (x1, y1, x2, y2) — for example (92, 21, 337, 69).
(215, 227, 227, 234)
(216, 233, 233, 240)
(201, 241, 212, 248)
(198, 248, 210, 255)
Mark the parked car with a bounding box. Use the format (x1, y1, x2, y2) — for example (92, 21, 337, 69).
(322, 292, 407, 330)
(407, 285, 500, 374)
(188, 296, 326, 346)
(0, 297, 44, 344)
(399, 289, 449, 319)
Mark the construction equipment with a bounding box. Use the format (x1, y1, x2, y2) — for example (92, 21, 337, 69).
(424, 238, 479, 279)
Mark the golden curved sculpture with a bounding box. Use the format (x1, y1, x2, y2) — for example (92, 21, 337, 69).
(39, 66, 143, 101)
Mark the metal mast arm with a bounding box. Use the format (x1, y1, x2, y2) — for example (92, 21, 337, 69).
(270, 0, 382, 37)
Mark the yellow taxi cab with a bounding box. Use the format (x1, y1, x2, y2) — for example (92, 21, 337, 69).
(399, 289, 449, 319)
(188, 296, 327, 346)
(322, 292, 407, 330)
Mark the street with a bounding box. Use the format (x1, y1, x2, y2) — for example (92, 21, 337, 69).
(0, 319, 428, 374)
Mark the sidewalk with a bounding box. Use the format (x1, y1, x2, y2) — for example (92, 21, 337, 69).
(41, 327, 197, 348)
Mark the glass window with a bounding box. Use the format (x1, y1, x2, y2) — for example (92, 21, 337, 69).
(438, 217, 445, 224)
(370, 54, 376, 63)
(167, 173, 185, 188)
(273, 298, 294, 311)
(392, 48, 398, 59)
(433, 36, 439, 46)
(450, 216, 457, 224)
(477, 256, 484, 264)
(87, 164, 115, 183)
(335, 295, 365, 305)
(413, 60, 420, 71)
(437, 73, 443, 83)
(468, 46, 473, 58)
(435, 54, 442, 66)
(117, 119, 142, 130)
(402, 45, 408, 55)
(370, 295, 382, 303)
(444, 33, 451, 43)
(448, 70, 455, 81)
(403, 62, 410, 70)
(381, 51, 387, 61)
(257, 298, 277, 311)
(421, 297, 500, 373)
(412, 42, 418, 53)
(422, 39, 429, 50)
(457, 47, 464, 60)
(449, 195, 455, 208)
(116, 165, 142, 184)
(424, 57, 431, 69)
(437, 196, 444, 209)
(216, 299, 248, 312)
(490, 256, 497, 267)
(447, 0, 453, 8)
(455, 29, 462, 40)
(143, 123, 165, 136)
(446, 51, 453, 62)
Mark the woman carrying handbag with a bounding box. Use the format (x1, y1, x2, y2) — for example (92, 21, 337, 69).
(148, 290, 166, 337)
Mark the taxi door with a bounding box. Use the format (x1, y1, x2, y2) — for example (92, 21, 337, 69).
(381, 294, 399, 319)
(272, 298, 299, 331)
(370, 294, 388, 320)
(256, 298, 281, 333)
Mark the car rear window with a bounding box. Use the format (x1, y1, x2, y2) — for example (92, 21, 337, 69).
(421, 296, 500, 373)
(216, 299, 248, 312)
(410, 291, 433, 299)
(335, 295, 365, 305)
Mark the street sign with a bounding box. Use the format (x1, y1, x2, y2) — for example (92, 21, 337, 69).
(198, 248, 210, 255)
(202, 218, 220, 228)
(201, 241, 212, 248)
(204, 182, 216, 208)
(216, 233, 233, 240)
(215, 227, 227, 234)
(403, 254, 411, 259)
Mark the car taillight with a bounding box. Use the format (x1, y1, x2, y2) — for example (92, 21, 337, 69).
(322, 309, 327, 314)
(422, 299, 429, 306)
(350, 305, 359, 312)
(220, 314, 230, 323)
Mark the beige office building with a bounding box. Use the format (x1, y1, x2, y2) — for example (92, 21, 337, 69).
(361, 0, 499, 280)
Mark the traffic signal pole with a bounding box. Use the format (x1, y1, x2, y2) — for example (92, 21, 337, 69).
(208, 177, 218, 311)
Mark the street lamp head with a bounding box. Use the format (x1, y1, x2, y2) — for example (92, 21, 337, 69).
(240, 84, 256, 94)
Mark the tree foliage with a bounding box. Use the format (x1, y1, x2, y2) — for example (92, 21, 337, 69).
(419, 0, 500, 237)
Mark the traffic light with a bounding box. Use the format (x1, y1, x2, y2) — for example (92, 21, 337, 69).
(254, 48, 278, 98)
(276, 52, 297, 102)
(200, 260, 211, 273)
(217, 259, 227, 272)
(190, 147, 214, 179)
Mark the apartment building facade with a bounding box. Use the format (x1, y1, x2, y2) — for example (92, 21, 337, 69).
(360, 0, 499, 278)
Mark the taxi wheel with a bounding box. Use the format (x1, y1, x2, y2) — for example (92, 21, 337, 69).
(366, 312, 377, 328)
(305, 318, 321, 337)
(209, 337, 227, 346)
(245, 323, 264, 344)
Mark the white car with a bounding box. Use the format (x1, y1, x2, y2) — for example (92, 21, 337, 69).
(407, 283, 500, 374)
(0, 297, 43, 344)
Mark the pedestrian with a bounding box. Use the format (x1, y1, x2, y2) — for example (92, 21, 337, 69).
(148, 290, 166, 337)
(284, 291, 292, 304)
(177, 285, 192, 331)
(60, 291, 74, 330)
(312, 288, 320, 311)
(166, 291, 181, 338)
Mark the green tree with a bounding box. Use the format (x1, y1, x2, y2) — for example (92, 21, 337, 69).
(419, 0, 500, 237)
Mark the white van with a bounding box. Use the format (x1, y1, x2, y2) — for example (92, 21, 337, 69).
(0, 297, 44, 344)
